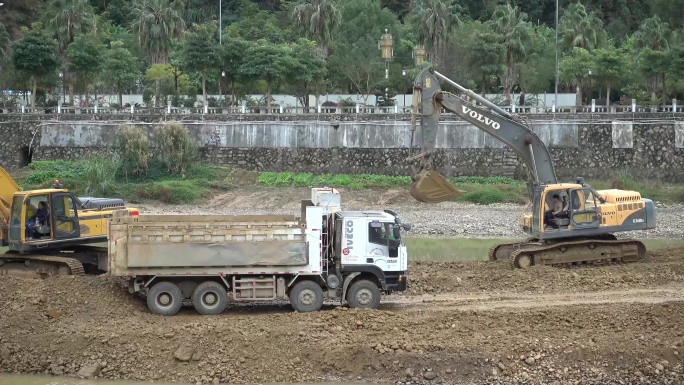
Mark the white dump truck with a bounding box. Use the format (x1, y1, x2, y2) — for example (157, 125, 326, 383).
(107, 188, 410, 316)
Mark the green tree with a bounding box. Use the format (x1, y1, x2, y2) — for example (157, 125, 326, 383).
(11, 23, 60, 109)
(44, 0, 97, 106)
(490, 3, 531, 103)
(219, 35, 251, 106)
(289, 0, 342, 59)
(408, 0, 463, 66)
(633, 16, 673, 101)
(100, 40, 141, 106)
(67, 33, 106, 105)
(593, 46, 631, 106)
(559, 47, 594, 105)
(239, 40, 296, 111)
(559, 2, 607, 51)
(180, 22, 222, 107)
(146, 63, 175, 107)
(327, 0, 401, 103)
(466, 28, 505, 96)
(288, 38, 327, 108)
(130, 0, 186, 65)
(225, 0, 287, 44)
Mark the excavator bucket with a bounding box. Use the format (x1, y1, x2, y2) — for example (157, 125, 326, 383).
(409, 169, 464, 203)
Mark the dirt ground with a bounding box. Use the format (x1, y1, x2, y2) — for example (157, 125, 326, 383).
(2, 247, 684, 385)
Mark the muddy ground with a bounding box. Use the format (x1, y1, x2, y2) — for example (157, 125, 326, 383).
(2, 247, 684, 385)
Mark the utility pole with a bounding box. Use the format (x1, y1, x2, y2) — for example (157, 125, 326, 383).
(219, 0, 222, 44)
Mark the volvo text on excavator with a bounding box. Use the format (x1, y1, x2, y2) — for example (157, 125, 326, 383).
(0, 165, 138, 277)
(407, 67, 655, 268)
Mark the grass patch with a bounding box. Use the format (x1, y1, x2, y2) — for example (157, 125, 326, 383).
(404, 237, 684, 262)
(13, 160, 684, 206)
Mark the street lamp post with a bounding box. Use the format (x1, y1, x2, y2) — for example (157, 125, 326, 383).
(59, 71, 64, 109)
(221, 70, 225, 108)
(219, 0, 222, 44)
(588, 69, 593, 107)
(402, 67, 407, 107)
(379, 29, 393, 105)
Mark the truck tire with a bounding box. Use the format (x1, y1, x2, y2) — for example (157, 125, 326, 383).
(289, 280, 324, 313)
(347, 279, 381, 310)
(192, 281, 228, 315)
(147, 281, 183, 316)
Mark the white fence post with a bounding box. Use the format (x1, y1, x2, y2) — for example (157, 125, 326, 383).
(279, 105, 283, 114)
(632, 99, 636, 112)
(551, 102, 555, 113)
(204, 105, 208, 114)
(317, 104, 321, 113)
(130, 104, 134, 114)
(21, 105, 25, 114)
(355, 104, 359, 114)
(241, 102, 246, 114)
(57, 104, 61, 114)
(591, 99, 595, 113)
(673, 98, 677, 112)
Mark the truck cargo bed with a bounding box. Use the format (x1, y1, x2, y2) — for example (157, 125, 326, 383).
(108, 215, 309, 275)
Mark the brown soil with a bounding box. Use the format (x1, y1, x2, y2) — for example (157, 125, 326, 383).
(2, 248, 684, 385)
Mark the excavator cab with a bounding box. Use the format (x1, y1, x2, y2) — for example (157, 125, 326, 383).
(534, 185, 600, 235)
(7, 190, 82, 248)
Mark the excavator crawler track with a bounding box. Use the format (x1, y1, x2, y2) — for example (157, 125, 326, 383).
(0, 255, 85, 278)
(508, 237, 646, 269)
(488, 237, 538, 261)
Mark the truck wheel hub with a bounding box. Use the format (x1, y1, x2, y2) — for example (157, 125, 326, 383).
(356, 289, 373, 305)
(298, 289, 316, 306)
(158, 293, 172, 306)
(202, 292, 217, 305)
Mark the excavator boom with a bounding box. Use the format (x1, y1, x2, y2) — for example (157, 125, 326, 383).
(408, 67, 557, 203)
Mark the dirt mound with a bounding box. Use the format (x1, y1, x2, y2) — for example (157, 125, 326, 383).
(407, 246, 684, 296)
(2, 249, 684, 385)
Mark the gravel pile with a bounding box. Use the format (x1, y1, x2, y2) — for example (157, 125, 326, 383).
(132, 187, 684, 240)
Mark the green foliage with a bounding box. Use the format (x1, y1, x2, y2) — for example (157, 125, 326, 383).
(458, 189, 508, 205)
(115, 124, 150, 176)
(154, 122, 199, 177)
(11, 23, 60, 107)
(99, 40, 141, 105)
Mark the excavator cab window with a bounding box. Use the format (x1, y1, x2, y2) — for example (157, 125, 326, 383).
(568, 188, 599, 229)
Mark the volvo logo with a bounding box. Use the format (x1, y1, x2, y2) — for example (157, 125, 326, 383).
(462, 106, 501, 129)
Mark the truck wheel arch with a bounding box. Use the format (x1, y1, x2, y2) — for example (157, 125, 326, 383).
(341, 269, 384, 305)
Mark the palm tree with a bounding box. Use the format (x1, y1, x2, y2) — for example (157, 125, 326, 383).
(130, 0, 186, 65)
(634, 15, 673, 51)
(44, 0, 97, 106)
(633, 16, 674, 101)
(490, 3, 530, 103)
(559, 2, 606, 51)
(409, 0, 463, 66)
(290, 0, 342, 59)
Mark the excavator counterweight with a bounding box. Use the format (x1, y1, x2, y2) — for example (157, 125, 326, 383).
(406, 67, 656, 269)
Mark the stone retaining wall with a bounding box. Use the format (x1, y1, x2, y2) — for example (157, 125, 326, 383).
(2, 115, 684, 183)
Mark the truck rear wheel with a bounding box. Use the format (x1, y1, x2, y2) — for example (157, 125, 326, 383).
(147, 281, 183, 316)
(289, 280, 324, 313)
(347, 279, 381, 310)
(192, 281, 228, 315)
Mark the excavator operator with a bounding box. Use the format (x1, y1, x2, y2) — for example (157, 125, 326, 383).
(544, 194, 564, 228)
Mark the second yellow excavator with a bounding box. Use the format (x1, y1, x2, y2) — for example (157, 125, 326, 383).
(0, 165, 139, 277)
(407, 67, 655, 268)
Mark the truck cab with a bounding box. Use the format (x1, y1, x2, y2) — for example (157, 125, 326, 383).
(331, 211, 409, 297)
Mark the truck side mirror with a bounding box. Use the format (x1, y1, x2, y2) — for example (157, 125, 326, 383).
(393, 226, 401, 239)
(402, 223, 412, 231)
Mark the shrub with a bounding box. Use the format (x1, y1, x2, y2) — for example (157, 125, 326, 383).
(114, 124, 150, 177)
(81, 155, 120, 197)
(154, 121, 199, 178)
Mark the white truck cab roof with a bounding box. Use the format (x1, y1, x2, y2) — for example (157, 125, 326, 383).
(336, 211, 396, 221)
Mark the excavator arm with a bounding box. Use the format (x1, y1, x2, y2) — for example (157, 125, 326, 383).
(0, 165, 21, 244)
(408, 67, 557, 203)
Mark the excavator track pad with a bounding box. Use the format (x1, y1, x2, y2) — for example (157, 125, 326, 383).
(409, 169, 464, 203)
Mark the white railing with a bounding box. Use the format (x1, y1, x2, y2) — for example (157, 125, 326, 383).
(1, 99, 682, 116)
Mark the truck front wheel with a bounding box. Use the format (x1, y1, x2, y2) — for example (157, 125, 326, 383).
(192, 281, 228, 315)
(289, 280, 324, 313)
(347, 279, 381, 310)
(147, 281, 183, 316)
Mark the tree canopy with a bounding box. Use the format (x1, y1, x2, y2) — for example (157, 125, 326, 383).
(1, 0, 683, 108)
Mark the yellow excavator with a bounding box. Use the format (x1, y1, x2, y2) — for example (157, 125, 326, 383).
(0, 166, 138, 277)
(407, 67, 655, 268)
